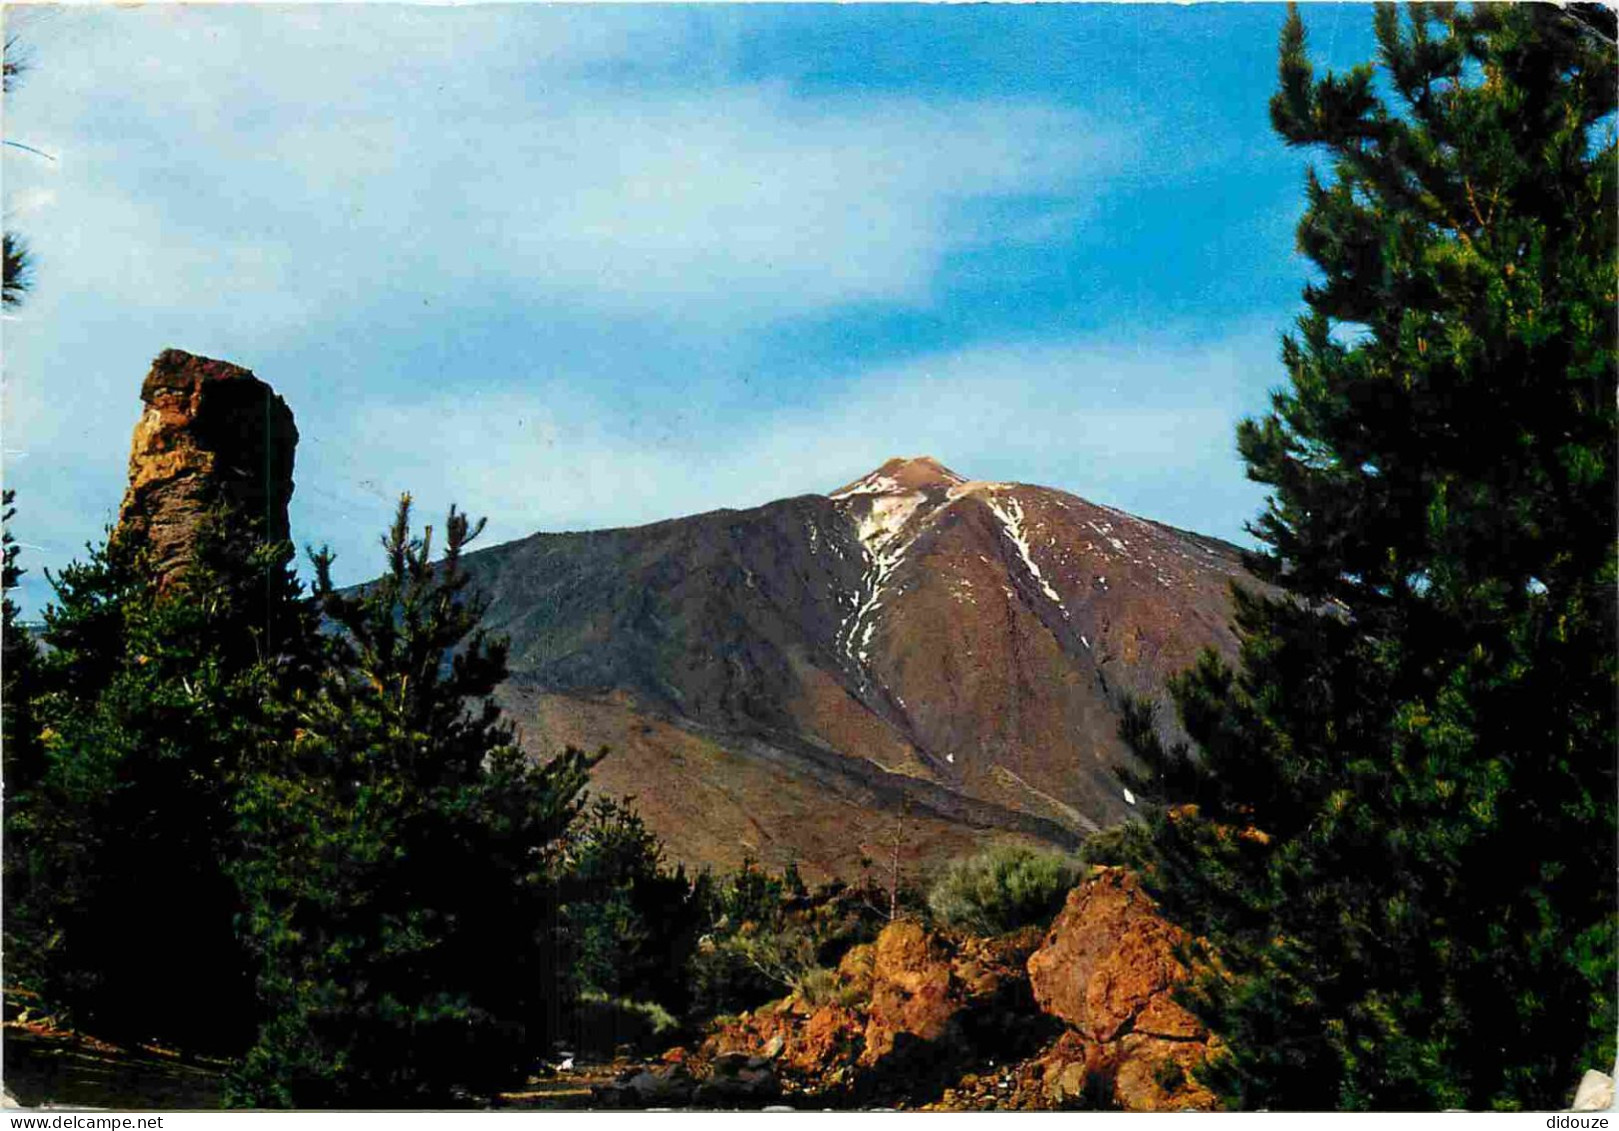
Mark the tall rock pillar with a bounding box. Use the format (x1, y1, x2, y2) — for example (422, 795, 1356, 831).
(113, 349, 298, 589)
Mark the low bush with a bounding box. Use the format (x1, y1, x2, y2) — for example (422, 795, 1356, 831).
(1077, 821, 1150, 869)
(689, 915, 819, 1018)
(687, 860, 890, 1019)
(791, 966, 842, 1007)
(926, 846, 1079, 936)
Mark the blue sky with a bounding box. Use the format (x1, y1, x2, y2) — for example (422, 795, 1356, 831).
(2, 3, 1382, 617)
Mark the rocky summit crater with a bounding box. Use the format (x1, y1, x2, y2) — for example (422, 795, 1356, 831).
(462, 455, 1260, 881)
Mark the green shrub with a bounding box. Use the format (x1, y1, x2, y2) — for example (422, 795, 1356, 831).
(686, 859, 890, 1019)
(926, 846, 1079, 936)
(1078, 821, 1150, 869)
(690, 917, 819, 1018)
(792, 966, 841, 1007)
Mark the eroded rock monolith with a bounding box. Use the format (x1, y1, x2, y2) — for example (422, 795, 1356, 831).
(113, 349, 298, 589)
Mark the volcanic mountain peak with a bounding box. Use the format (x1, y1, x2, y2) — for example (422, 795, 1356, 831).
(829, 455, 966, 499)
(454, 457, 1261, 880)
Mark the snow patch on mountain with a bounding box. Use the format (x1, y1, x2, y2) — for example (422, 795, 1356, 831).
(857, 491, 927, 549)
(984, 492, 1067, 614)
(831, 474, 901, 500)
(836, 488, 931, 677)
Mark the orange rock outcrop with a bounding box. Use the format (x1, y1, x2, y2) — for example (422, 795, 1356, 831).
(696, 870, 1222, 1111)
(1025, 867, 1220, 1110)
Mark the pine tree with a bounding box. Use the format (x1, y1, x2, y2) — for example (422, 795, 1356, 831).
(228, 496, 595, 1107)
(1124, 4, 1616, 1111)
(3, 492, 42, 796)
(4, 36, 33, 309)
(2, 491, 48, 986)
(2, 233, 28, 309)
(556, 796, 702, 1018)
(22, 511, 315, 1050)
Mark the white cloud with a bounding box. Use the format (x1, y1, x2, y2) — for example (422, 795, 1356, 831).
(5, 7, 1121, 331)
(0, 5, 1274, 615)
(723, 335, 1261, 493)
(453, 92, 1110, 316)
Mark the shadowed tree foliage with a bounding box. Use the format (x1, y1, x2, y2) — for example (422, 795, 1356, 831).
(11, 490, 607, 1103)
(3, 492, 42, 798)
(16, 512, 315, 1051)
(228, 496, 595, 1108)
(2, 491, 48, 985)
(556, 795, 703, 1019)
(1123, 3, 1616, 1111)
(3, 233, 28, 308)
(4, 36, 32, 308)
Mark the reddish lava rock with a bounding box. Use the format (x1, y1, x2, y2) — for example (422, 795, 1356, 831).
(862, 920, 961, 1062)
(696, 918, 1054, 1108)
(1025, 867, 1220, 1111)
(680, 874, 1223, 1111)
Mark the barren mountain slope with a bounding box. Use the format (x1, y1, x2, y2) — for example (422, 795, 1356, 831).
(463, 457, 1256, 881)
